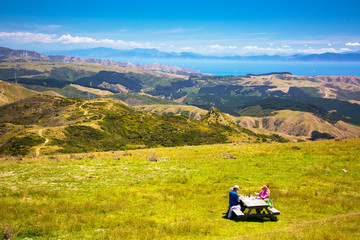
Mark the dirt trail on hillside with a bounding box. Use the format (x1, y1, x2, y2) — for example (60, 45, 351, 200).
(79, 103, 89, 116)
(36, 128, 49, 156)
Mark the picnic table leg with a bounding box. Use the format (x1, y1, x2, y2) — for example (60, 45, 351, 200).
(264, 207, 277, 221)
(244, 208, 252, 219)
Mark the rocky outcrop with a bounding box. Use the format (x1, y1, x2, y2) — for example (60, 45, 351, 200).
(201, 106, 241, 129)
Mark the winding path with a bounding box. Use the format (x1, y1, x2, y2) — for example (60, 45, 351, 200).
(79, 102, 89, 116)
(36, 128, 49, 157)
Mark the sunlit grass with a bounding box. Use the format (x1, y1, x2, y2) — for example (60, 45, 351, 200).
(1, 139, 359, 239)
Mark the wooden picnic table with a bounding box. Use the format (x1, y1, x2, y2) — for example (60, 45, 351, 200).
(240, 197, 278, 221)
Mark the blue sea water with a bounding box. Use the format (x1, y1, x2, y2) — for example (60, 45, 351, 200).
(114, 58, 360, 76)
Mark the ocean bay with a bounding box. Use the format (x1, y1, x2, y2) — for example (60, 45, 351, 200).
(116, 58, 360, 76)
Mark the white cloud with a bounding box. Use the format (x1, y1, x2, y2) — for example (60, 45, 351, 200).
(296, 48, 349, 54)
(242, 45, 350, 55)
(269, 43, 273, 46)
(180, 47, 195, 51)
(113, 40, 151, 48)
(0, 32, 153, 49)
(328, 43, 332, 46)
(57, 34, 98, 43)
(0, 32, 57, 43)
(208, 44, 237, 50)
(282, 45, 291, 48)
(345, 42, 360, 46)
(101, 39, 115, 44)
(340, 48, 351, 52)
(243, 45, 293, 53)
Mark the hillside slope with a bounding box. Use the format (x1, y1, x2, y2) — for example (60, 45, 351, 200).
(1, 139, 359, 239)
(0, 95, 285, 156)
(0, 80, 41, 106)
(136, 104, 208, 120)
(236, 110, 360, 139)
(137, 104, 360, 140)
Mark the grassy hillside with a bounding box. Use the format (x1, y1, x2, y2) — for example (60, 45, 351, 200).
(0, 95, 79, 126)
(236, 110, 360, 139)
(0, 81, 39, 106)
(0, 95, 285, 156)
(0, 139, 359, 239)
(0, 61, 187, 78)
(136, 104, 208, 119)
(109, 93, 179, 106)
(137, 104, 360, 140)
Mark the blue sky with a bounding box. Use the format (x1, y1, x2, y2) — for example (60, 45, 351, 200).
(1, 0, 360, 55)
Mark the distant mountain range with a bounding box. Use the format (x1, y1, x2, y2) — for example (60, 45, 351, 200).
(2, 46, 360, 79)
(45, 47, 360, 62)
(0, 47, 200, 75)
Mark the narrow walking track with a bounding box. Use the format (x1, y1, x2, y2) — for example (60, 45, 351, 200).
(79, 102, 89, 116)
(36, 128, 49, 156)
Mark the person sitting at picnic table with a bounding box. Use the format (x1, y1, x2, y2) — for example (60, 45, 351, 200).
(227, 185, 245, 218)
(255, 185, 270, 200)
(255, 185, 273, 208)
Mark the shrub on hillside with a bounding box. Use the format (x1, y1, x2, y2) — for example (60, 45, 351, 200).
(309, 131, 335, 141)
(0, 134, 45, 156)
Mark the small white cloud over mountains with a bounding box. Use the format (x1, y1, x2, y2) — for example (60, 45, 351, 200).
(208, 45, 237, 50)
(297, 48, 338, 54)
(242, 45, 351, 55)
(345, 42, 360, 46)
(57, 34, 101, 44)
(180, 47, 195, 51)
(243, 45, 293, 53)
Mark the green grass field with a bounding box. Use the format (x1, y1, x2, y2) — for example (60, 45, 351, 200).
(1, 139, 359, 239)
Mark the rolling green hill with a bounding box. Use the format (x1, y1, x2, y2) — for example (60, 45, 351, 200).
(0, 95, 286, 156)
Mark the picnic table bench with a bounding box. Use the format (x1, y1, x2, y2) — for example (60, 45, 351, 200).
(232, 197, 280, 221)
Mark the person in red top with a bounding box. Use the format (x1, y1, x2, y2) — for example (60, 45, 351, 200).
(255, 185, 270, 200)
